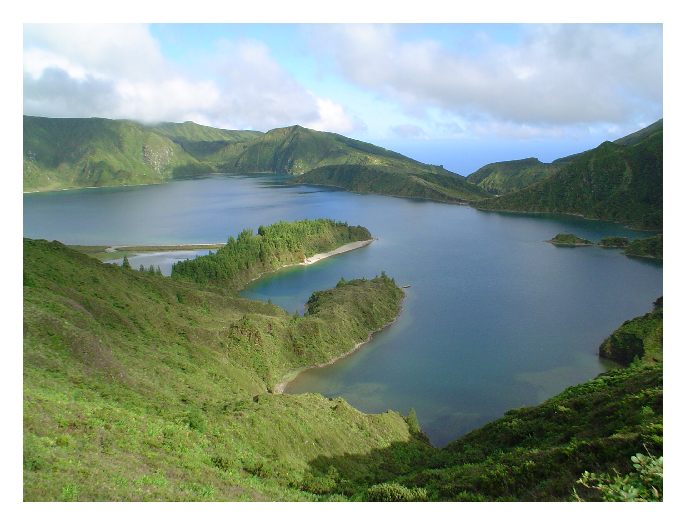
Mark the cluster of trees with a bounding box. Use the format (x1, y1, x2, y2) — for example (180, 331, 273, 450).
(171, 219, 371, 286)
(121, 256, 162, 275)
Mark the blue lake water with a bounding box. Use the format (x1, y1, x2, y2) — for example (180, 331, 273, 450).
(24, 174, 663, 446)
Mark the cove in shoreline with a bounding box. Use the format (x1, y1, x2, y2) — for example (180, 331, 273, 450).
(272, 310, 402, 394)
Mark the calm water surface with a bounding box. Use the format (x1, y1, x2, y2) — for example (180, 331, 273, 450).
(24, 174, 663, 446)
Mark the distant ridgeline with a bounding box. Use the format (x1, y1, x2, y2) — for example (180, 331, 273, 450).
(171, 219, 371, 287)
(473, 120, 663, 230)
(24, 116, 662, 228)
(22, 116, 485, 202)
(23, 234, 662, 501)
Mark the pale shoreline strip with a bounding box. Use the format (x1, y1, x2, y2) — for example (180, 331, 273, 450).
(301, 239, 374, 265)
(272, 308, 401, 394)
(242, 238, 375, 287)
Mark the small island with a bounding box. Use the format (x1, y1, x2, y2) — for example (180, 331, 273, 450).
(548, 233, 593, 246)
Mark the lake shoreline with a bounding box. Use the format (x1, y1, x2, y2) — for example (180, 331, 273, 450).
(241, 239, 375, 289)
(272, 308, 402, 395)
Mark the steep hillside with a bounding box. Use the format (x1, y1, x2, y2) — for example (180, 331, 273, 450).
(295, 164, 490, 203)
(466, 157, 560, 195)
(301, 300, 662, 502)
(599, 298, 662, 365)
(23, 116, 212, 192)
(150, 121, 262, 160)
(476, 120, 663, 229)
(25, 117, 485, 203)
(24, 231, 662, 501)
(23, 236, 409, 501)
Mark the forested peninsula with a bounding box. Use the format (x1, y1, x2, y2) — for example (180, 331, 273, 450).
(171, 219, 372, 288)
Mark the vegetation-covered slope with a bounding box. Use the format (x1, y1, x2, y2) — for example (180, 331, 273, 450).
(295, 164, 490, 203)
(23, 237, 409, 501)
(466, 157, 560, 195)
(625, 235, 663, 260)
(24, 117, 489, 204)
(171, 219, 371, 287)
(475, 120, 663, 229)
(208, 125, 443, 175)
(301, 299, 662, 502)
(150, 121, 262, 160)
(24, 231, 663, 501)
(599, 298, 662, 365)
(23, 116, 213, 192)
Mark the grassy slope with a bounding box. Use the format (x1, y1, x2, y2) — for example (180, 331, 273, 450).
(23, 116, 213, 192)
(24, 237, 663, 502)
(24, 117, 487, 204)
(23, 238, 409, 501)
(150, 122, 262, 160)
(466, 157, 560, 195)
(295, 164, 489, 203)
(475, 121, 663, 229)
(599, 298, 662, 365)
(209, 125, 438, 175)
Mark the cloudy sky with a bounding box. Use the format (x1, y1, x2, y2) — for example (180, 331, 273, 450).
(23, 23, 663, 174)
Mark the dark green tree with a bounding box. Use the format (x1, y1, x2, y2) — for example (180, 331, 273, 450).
(122, 256, 131, 270)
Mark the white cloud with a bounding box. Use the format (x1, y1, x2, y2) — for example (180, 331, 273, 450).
(23, 25, 363, 133)
(304, 98, 364, 134)
(310, 24, 663, 129)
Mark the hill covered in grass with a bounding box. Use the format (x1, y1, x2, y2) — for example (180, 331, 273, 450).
(295, 164, 490, 203)
(24, 117, 489, 203)
(24, 222, 662, 501)
(23, 235, 408, 501)
(466, 157, 560, 195)
(23, 116, 217, 192)
(475, 120, 663, 229)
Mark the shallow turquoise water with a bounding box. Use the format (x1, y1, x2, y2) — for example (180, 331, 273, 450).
(24, 174, 663, 446)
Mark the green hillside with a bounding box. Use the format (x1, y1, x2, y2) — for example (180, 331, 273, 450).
(466, 157, 560, 195)
(24, 117, 486, 203)
(208, 125, 438, 175)
(24, 227, 662, 501)
(295, 164, 490, 203)
(23, 236, 409, 501)
(624, 235, 663, 260)
(23, 116, 212, 192)
(476, 121, 663, 229)
(599, 298, 662, 365)
(150, 121, 262, 160)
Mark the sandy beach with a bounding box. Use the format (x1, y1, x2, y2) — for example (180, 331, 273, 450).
(300, 239, 374, 265)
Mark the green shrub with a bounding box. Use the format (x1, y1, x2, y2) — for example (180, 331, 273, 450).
(367, 482, 428, 502)
(575, 452, 663, 501)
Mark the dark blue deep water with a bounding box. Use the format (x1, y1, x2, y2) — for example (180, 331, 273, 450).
(24, 174, 663, 446)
